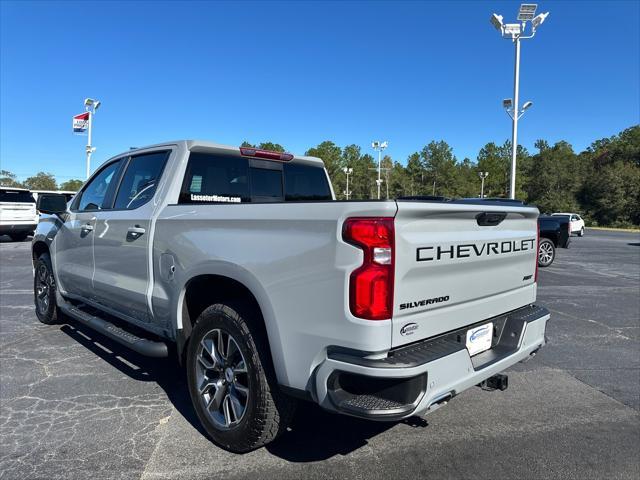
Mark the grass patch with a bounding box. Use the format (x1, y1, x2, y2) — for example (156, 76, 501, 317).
(588, 226, 640, 233)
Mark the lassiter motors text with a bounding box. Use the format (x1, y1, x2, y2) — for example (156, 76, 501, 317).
(417, 238, 536, 262)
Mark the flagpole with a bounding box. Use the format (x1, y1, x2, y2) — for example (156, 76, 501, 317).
(82, 98, 100, 179)
(86, 110, 92, 179)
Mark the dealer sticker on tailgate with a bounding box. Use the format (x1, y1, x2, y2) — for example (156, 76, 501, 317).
(466, 322, 493, 356)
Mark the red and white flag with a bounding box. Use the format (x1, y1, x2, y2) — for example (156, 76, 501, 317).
(72, 112, 89, 134)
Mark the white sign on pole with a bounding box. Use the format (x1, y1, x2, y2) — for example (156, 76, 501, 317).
(72, 112, 90, 135)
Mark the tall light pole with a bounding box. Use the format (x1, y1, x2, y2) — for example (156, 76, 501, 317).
(343, 167, 353, 200)
(371, 141, 388, 200)
(478, 171, 489, 198)
(83, 98, 101, 179)
(491, 4, 549, 199)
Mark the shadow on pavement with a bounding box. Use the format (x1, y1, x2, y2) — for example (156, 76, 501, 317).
(59, 320, 208, 439)
(59, 318, 423, 460)
(267, 403, 427, 461)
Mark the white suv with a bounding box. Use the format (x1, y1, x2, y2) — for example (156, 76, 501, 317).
(552, 212, 585, 237)
(0, 187, 38, 241)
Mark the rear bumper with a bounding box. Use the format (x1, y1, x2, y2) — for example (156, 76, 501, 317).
(313, 305, 550, 420)
(0, 223, 37, 235)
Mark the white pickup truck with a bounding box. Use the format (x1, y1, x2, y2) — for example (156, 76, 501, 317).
(33, 140, 550, 452)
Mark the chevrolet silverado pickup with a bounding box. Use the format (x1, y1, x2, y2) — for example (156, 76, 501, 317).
(32, 140, 550, 452)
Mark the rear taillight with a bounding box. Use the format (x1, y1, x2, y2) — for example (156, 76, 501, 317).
(535, 221, 540, 282)
(240, 147, 294, 162)
(342, 217, 395, 320)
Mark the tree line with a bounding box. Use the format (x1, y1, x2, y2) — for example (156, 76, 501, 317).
(245, 126, 639, 226)
(2, 125, 638, 226)
(0, 171, 83, 192)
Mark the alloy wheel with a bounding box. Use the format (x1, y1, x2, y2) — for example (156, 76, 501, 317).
(35, 264, 54, 314)
(539, 242, 554, 265)
(195, 329, 250, 429)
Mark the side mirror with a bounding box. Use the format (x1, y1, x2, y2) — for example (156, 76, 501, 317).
(37, 193, 68, 215)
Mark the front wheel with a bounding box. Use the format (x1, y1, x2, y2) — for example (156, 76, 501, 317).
(186, 303, 295, 453)
(578, 227, 584, 237)
(538, 238, 556, 267)
(34, 253, 60, 324)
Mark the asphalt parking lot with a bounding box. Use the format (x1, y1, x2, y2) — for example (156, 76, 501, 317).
(1, 229, 639, 480)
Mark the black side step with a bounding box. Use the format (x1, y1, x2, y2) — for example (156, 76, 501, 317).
(58, 302, 168, 358)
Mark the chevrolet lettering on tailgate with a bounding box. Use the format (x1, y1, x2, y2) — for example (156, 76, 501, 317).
(416, 238, 536, 262)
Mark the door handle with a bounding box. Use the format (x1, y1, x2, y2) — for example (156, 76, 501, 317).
(81, 223, 94, 232)
(127, 226, 146, 239)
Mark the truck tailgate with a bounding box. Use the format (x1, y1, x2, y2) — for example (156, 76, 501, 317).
(0, 202, 36, 221)
(392, 200, 539, 348)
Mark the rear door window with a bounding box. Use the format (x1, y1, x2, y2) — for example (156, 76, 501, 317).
(114, 151, 169, 210)
(0, 190, 35, 203)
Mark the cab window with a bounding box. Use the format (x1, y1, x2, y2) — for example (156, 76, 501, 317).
(114, 151, 169, 210)
(179, 153, 250, 204)
(74, 161, 122, 211)
(283, 163, 332, 201)
(179, 152, 332, 203)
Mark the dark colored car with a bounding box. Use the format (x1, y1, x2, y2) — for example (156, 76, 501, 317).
(538, 215, 571, 267)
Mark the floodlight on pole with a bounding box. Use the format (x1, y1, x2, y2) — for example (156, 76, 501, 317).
(532, 12, 549, 29)
(343, 167, 353, 200)
(371, 140, 388, 200)
(83, 98, 101, 179)
(491, 13, 504, 31)
(490, 3, 549, 199)
(478, 171, 489, 199)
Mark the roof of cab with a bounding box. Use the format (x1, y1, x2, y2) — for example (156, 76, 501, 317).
(127, 140, 325, 167)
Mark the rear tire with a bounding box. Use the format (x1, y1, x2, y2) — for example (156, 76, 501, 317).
(186, 303, 295, 453)
(538, 238, 556, 267)
(34, 253, 60, 324)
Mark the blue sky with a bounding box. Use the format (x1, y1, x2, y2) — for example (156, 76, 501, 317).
(1, 0, 639, 182)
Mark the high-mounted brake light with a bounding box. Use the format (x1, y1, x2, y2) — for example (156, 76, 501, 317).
(239, 147, 294, 162)
(343, 217, 395, 320)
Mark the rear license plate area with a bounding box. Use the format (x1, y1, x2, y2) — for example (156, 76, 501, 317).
(466, 322, 494, 356)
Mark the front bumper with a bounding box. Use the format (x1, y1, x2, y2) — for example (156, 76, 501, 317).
(314, 305, 550, 420)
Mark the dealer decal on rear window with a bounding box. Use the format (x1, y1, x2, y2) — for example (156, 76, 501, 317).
(190, 194, 242, 203)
